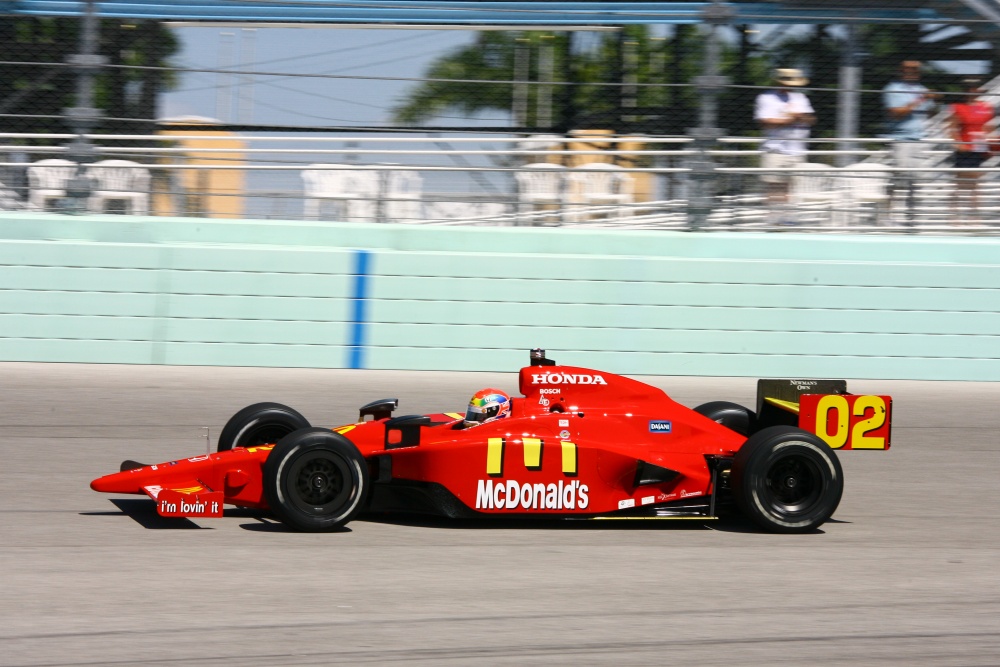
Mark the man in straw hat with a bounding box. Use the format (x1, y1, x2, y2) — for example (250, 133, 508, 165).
(754, 68, 816, 223)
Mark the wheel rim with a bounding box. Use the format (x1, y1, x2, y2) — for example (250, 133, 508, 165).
(286, 450, 354, 515)
(762, 454, 823, 516)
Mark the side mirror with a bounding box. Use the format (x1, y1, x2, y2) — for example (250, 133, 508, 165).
(359, 398, 398, 422)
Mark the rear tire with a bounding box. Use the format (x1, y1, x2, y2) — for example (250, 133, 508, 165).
(694, 401, 756, 436)
(731, 425, 843, 533)
(217, 402, 310, 452)
(263, 428, 369, 532)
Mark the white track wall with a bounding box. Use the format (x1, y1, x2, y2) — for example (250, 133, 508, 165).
(0, 213, 998, 380)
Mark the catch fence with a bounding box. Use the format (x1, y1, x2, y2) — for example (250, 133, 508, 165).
(5, 7, 1000, 233)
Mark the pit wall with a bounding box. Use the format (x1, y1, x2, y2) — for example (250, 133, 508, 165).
(0, 212, 997, 381)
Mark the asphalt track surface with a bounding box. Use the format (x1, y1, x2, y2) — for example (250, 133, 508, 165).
(2, 362, 999, 666)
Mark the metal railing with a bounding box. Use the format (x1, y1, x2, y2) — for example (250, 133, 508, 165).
(1, 132, 999, 235)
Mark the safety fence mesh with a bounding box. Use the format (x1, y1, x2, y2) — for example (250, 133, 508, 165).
(3, 9, 1000, 231)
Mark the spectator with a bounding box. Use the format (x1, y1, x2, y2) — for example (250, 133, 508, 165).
(754, 68, 816, 223)
(883, 60, 938, 221)
(948, 77, 995, 219)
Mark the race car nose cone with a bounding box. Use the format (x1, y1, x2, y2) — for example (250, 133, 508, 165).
(90, 471, 138, 494)
(90, 476, 115, 492)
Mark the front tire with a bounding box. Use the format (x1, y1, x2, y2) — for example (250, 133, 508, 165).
(731, 425, 843, 533)
(694, 401, 756, 436)
(263, 428, 369, 532)
(217, 402, 310, 452)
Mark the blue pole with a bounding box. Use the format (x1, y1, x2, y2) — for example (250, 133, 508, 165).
(347, 249, 372, 369)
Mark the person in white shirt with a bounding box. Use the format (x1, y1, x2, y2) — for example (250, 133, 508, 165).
(754, 68, 816, 216)
(883, 60, 939, 222)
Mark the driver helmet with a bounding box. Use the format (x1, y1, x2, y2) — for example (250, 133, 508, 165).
(464, 388, 512, 427)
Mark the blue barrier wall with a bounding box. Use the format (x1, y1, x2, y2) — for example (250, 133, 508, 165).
(0, 212, 998, 380)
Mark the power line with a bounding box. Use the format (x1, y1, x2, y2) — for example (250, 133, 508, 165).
(256, 79, 392, 110)
(251, 97, 390, 124)
(174, 28, 441, 71)
(169, 44, 464, 94)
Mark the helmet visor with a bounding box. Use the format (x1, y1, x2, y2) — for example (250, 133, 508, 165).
(465, 404, 500, 424)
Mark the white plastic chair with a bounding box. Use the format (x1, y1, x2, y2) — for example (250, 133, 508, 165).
(27, 159, 77, 210)
(384, 170, 423, 222)
(790, 162, 842, 225)
(514, 163, 567, 225)
(840, 163, 891, 225)
(87, 160, 151, 215)
(302, 165, 379, 221)
(420, 201, 511, 224)
(567, 163, 636, 221)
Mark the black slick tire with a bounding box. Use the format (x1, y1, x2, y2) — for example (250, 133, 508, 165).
(263, 428, 369, 532)
(694, 401, 756, 436)
(217, 402, 310, 452)
(731, 425, 843, 533)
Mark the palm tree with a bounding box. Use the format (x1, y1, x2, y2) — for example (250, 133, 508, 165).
(390, 22, 995, 139)
(391, 27, 765, 134)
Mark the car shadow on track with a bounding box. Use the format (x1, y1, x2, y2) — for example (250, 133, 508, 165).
(707, 515, 847, 534)
(359, 513, 715, 531)
(229, 509, 354, 534)
(358, 513, 840, 534)
(238, 521, 352, 534)
(79, 498, 209, 529)
(81, 502, 845, 535)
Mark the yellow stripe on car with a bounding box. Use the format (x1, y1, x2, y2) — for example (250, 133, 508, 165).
(765, 397, 801, 414)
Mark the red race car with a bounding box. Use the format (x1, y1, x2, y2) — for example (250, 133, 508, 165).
(91, 349, 891, 533)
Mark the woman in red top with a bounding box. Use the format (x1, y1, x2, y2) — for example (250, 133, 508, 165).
(949, 77, 996, 217)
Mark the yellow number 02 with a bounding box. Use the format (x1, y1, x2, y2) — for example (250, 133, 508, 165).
(851, 396, 886, 449)
(815, 395, 850, 449)
(814, 395, 886, 450)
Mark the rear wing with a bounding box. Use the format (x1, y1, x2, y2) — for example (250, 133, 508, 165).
(757, 379, 892, 450)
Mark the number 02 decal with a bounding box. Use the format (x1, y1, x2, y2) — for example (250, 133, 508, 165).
(801, 394, 892, 450)
(850, 396, 887, 449)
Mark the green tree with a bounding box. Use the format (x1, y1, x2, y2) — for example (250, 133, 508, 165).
(0, 17, 179, 136)
(392, 31, 534, 126)
(394, 21, 998, 139)
(392, 26, 767, 134)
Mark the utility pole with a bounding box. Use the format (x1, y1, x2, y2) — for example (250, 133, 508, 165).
(216, 32, 235, 123)
(513, 34, 531, 129)
(537, 35, 555, 129)
(63, 0, 106, 212)
(837, 23, 861, 167)
(622, 36, 639, 126)
(686, 1, 733, 229)
(237, 28, 257, 125)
